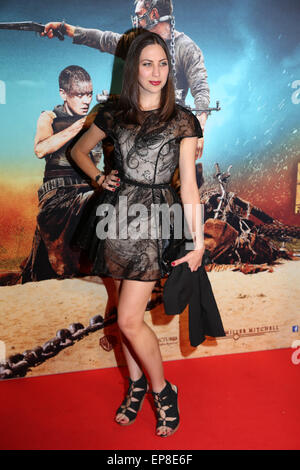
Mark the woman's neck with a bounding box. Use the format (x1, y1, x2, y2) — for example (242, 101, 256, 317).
(139, 95, 161, 111)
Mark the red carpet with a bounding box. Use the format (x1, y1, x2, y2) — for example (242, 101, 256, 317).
(0, 347, 299, 450)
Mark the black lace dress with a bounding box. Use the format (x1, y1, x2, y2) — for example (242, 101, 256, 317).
(74, 103, 203, 281)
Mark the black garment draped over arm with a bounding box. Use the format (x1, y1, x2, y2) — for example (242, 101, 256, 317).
(163, 245, 226, 347)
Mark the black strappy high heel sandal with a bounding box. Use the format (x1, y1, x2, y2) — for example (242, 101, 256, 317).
(152, 380, 180, 437)
(115, 372, 149, 426)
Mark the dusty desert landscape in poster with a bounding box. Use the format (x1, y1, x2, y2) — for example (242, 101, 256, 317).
(1, 257, 299, 379)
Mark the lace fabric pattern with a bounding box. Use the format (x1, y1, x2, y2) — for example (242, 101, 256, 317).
(79, 104, 202, 281)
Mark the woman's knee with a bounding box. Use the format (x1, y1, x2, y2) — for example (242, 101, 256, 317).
(116, 279, 155, 335)
(117, 309, 143, 336)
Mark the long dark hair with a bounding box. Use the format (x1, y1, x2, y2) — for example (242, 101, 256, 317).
(117, 31, 175, 124)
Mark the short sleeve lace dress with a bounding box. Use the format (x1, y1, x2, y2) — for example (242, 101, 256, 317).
(74, 102, 203, 281)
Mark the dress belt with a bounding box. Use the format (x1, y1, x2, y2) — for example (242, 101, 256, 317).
(122, 177, 171, 189)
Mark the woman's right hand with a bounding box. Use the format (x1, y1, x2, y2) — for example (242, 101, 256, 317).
(102, 170, 120, 191)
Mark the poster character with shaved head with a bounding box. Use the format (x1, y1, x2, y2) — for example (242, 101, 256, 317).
(21, 65, 112, 282)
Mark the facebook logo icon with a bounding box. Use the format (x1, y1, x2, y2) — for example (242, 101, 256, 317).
(292, 326, 299, 332)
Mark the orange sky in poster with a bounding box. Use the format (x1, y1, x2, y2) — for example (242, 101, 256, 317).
(0, 147, 299, 271)
(0, 181, 39, 267)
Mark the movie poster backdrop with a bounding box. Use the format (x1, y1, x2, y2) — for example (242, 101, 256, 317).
(0, 0, 299, 379)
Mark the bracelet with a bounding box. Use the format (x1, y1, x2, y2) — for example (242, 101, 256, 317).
(95, 172, 104, 184)
(59, 20, 67, 36)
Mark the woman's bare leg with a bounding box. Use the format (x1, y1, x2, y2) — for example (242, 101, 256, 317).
(113, 279, 174, 436)
(113, 280, 144, 381)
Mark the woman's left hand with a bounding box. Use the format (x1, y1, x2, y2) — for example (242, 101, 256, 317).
(171, 246, 205, 272)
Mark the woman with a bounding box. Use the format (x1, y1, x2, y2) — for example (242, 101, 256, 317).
(71, 31, 204, 437)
